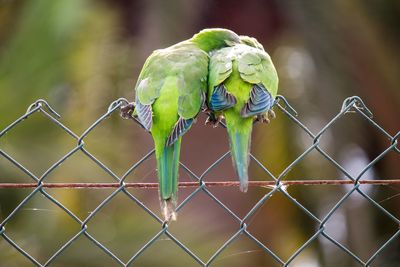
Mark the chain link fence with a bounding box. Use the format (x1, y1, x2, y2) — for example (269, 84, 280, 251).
(0, 96, 399, 266)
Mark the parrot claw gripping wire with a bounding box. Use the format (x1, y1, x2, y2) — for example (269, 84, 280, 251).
(205, 112, 224, 128)
(120, 102, 136, 120)
(268, 109, 276, 119)
(255, 113, 270, 124)
(119, 101, 149, 130)
(254, 109, 276, 124)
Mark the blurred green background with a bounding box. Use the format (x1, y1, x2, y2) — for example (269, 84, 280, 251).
(0, 0, 399, 266)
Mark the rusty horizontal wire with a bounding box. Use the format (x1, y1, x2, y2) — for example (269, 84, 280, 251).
(0, 179, 399, 189)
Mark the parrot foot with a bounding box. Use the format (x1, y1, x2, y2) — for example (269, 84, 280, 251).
(256, 113, 270, 124)
(268, 109, 276, 119)
(255, 109, 276, 124)
(205, 113, 224, 128)
(120, 103, 135, 119)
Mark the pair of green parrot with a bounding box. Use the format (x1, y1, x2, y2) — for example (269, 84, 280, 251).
(122, 28, 278, 221)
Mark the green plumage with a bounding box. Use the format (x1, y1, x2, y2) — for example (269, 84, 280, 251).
(136, 43, 208, 119)
(208, 44, 278, 99)
(134, 28, 240, 220)
(208, 40, 279, 192)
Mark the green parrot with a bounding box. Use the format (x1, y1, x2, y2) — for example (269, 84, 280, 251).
(206, 36, 279, 192)
(124, 29, 240, 221)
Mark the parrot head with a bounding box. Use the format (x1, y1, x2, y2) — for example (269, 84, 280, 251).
(191, 28, 241, 52)
(239, 35, 264, 51)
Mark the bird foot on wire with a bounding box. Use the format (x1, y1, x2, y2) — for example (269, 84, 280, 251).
(255, 110, 275, 124)
(268, 109, 276, 119)
(205, 112, 224, 128)
(255, 113, 270, 124)
(120, 102, 135, 120)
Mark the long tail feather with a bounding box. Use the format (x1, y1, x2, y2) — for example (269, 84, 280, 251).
(227, 125, 252, 192)
(156, 138, 181, 221)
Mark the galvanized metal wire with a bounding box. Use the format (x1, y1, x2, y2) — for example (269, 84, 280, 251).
(0, 96, 399, 266)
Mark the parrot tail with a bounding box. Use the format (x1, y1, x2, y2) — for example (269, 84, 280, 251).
(161, 199, 177, 222)
(156, 138, 181, 221)
(227, 125, 252, 192)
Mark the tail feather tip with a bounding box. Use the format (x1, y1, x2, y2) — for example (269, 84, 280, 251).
(240, 182, 248, 193)
(161, 199, 177, 222)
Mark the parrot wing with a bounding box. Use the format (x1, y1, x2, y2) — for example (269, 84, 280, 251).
(209, 84, 237, 111)
(135, 97, 153, 131)
(208, 47, 237, 111)
(166, 117, 194, 146)
(240, 84, 274, 118)
(175, 44, 209, 119)
(135, 49, 166, 105)
(237, 46, 279, 98)
(236, 45, 278, 117)
(208, 47, 233, 92)
(170, 44, 208, 146)
(208, 44, 278, 117)
(135, 43, 208, 142)
(134, 49, 166, 131)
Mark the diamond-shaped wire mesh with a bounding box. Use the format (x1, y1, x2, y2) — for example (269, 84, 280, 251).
(0, 96, 399, 266)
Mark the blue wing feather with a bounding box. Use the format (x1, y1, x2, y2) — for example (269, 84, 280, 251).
(209, 84, 237, 111)
(166, 117, 193, 146)
(241, 84, 273, 118)
(135, 96, 153, 131)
